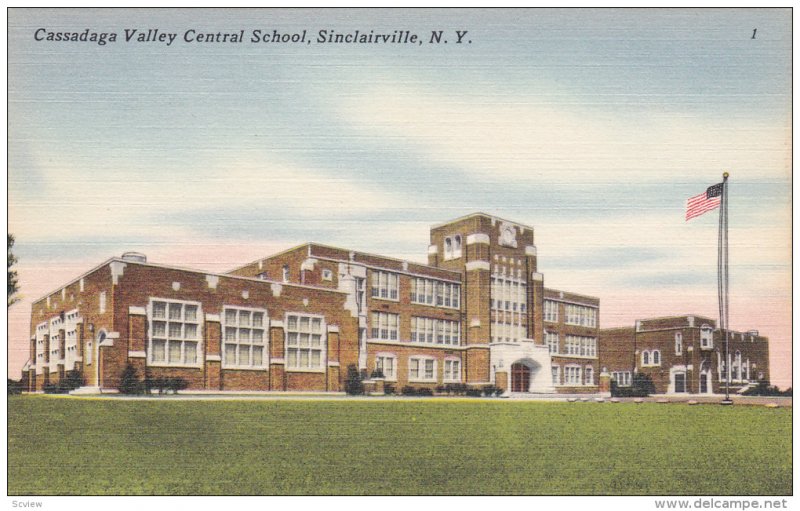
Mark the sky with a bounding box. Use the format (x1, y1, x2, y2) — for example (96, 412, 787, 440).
(6, 8, 792, 388)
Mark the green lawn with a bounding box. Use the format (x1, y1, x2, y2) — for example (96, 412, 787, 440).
(8, 395, 792, 495)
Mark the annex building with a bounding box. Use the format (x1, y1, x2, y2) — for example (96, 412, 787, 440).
(21, 213, 769, 396)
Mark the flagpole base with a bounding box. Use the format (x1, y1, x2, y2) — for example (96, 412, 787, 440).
(720, 399, 734, 406)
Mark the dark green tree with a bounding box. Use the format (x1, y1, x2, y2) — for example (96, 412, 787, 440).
(8, 234, 19, 307)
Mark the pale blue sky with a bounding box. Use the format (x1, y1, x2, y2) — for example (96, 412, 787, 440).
(7, 8, 792, 385)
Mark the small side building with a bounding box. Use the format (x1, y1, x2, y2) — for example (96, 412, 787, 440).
(599, 315, 770, 395)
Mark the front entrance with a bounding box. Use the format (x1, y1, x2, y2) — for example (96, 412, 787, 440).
(700, 374, 708, 394)
(674, 373, 686, 393)
(511, 363, 531, 392)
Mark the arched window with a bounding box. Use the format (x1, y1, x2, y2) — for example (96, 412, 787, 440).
(282, 265, 290, 283)
(453, 235, 462, 256)
(642, 350, 650, 366)
(675, 332, 683, 355)
(653, 350, 661, 366)
(444, 237, 453, 258)
(700, 324, 713, 348)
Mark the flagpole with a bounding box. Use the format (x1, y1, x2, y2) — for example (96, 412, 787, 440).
(720, 172, 732, 405)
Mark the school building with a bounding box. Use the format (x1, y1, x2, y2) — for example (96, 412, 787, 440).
(20, 212, 768, 396)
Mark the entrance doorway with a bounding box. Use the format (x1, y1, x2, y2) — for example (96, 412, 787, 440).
(511, 363, 531, 392)
(674, 373, 686, 393)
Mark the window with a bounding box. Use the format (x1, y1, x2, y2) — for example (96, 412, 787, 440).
(282, 265, 290, 283)
(409, 357, 436, 382)
(584, 366, 594, 386)
(564, 335, 596, 357)
(148, 299, 202, 366)
(99, 291, 106, 314)
(700, 325, 713, 348)
(411, 317, 460, 346)
(564, 304, 597, 327)
(675, 332, 683, 355)
(491, 276, 527, 313)
(411, 278, 460, 309)
(444, 236, 462, 260)
(286, 314, 325, 371)
(564, 366, 581, 385)
(322, 269, 333, 281)
(642, 350, 650, 366)
(544, 300, 558, 322)
(444, 359, 461, 382)
(551, 365, 560, 385)
(652, 350, 661, 366)
(612, 371, 632, 386)
(375, 354, 397, 381)
(223, 307, 267, 369)
(370, 312, 399, 341)
(370, 271, 399, 301)
(545, 331, 559, 354)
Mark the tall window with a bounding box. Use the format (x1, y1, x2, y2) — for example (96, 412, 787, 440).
(223, 307, 267, 368)
(149, 299, 202, 366)
(286, 314, 325, 371)
(444, 359, 461, 382)
(652, 350, 661, 365)
(544, 300, 559, 322)
(370, 311, 399, 341)
(371, 271, 399, 301)
(411, 317, 460, 346)
(551, 365, 560, 385)
(584, 366, 594, 386)
(375, 354, 397, 381)
(675, 332, 683, 355)
(642, 350, 650, 366)
(545, 331, 559, 354)
(411, 278, 460, 309)
(409, 357, 436, 382)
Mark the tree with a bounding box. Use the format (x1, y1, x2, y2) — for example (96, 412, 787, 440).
(8, 234, 20, 307)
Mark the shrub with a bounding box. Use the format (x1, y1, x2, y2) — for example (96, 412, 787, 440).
(612, 373, 656, 397)
(742, 381, 792, 397)
(118, 363, 143, 395)
(446, 383, 467, 396)
(482, 385, 498, 397)
(494, 387, 504, 397)
(165, 377, 188, 394)
(416, 387, 434, 397)
(62, 370, 85, 391)
(401, 385, 417, 396)
(435, 385, 446, 395)
(344, 364, 365, 395)
(384, 383, 396, 395)
(7, 379, 23, 395)
(466, 388, 482, 397)
(370, 369, 385, 379)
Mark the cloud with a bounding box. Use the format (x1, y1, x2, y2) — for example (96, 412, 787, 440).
(335, 83, 791, 186)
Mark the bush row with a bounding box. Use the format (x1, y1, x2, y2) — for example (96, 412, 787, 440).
(118, 363, 188, 395)
(43, 370, 85, 394)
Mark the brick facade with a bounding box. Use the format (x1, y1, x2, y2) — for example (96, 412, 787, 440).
(22, 213, 770, 395)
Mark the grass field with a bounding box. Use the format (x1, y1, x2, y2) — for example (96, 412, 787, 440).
(7, 395, 792, 495)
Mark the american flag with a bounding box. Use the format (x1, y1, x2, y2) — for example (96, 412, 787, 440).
(686, 182, 723, 221)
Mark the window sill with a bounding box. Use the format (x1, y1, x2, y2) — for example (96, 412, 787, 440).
(369, 296, 400, 304)
(222, 365, 269, 371)
(286, 367, 326, 373)
(147, 362, 204, 369)
(409, 379, 437, 384)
